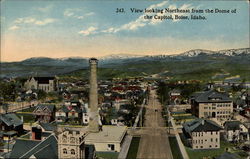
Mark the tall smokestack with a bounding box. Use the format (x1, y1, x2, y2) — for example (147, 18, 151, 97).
(88, 58, 99, 132)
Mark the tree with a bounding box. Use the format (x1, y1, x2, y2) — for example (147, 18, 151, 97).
(0, 81, 17, 102)
(156, 82, 170, 104)
(37, 90, 47, 100)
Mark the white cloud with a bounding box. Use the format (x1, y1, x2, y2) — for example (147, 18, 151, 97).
(85, 12, 94, 16)
(36, 5, 53, 13)
(64, 9, 77, 17)
(9, 25, 19, 30)
(79, 26, 98, 36)
(9, 17, 56, 31)
(14, 17, 56, 26)
(64, 8, 94, 19)
(34, 18, 55, 25)
(102, 1, 195, 34)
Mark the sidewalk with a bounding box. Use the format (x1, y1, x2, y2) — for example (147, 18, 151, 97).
(170, 117, 190, 159)
(118, 99, 146, 159)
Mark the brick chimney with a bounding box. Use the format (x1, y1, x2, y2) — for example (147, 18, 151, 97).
(31, 126, 42, 140)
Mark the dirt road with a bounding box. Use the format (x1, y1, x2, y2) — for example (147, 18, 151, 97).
(136, 89, 173, 159)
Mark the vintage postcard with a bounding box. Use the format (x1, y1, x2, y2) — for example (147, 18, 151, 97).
(0, 0, 249, 159)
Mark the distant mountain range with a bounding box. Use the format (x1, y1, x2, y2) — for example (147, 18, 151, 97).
(1, 48, 250, 80)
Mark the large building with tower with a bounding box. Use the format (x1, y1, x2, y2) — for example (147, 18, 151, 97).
(24, 76, 58, 92)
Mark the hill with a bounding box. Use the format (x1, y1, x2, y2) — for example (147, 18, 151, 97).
(1, 48, 250, 81)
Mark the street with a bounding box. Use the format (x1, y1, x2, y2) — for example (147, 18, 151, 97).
(136, 89, 173, 159)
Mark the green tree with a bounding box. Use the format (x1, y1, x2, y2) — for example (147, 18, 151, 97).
(156, 82, 170, 105)
(0, 82, 17, 101)
(37, 90, 47, 100)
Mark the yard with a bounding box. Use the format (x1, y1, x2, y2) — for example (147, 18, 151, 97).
(168, 136, 183, 159)
(184, 137, 248, 159)
(172, 112, 197, 125)
(126, 137, 141, 159)
(18, 107, 36, 113)
(95, 152, 119, 159)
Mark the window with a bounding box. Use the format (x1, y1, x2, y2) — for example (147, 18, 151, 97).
(211, 138, 213, 142)
(200, 146, 203, 148)
(209, 145, 212, 148)
(71, 149, 75, 155)
(108, 144, 115, 151)
(216, 138, 218, 142)
(63, 148, 67, 154)
(63, 135, 67, 142)
(70, 137, 75, 143)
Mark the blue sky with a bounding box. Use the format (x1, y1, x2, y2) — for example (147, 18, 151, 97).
(1, 0, 249, 61)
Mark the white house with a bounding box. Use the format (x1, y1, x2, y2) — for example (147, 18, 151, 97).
(224, 121, 249, 142)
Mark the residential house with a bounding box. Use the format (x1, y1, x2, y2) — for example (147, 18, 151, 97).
(33, 104, 56, 123)
(183, 119, 222, 149)
(10, 127, 58, 159)
(82, 105, 89, 125)
(190, 90, 233, 121)
(55, 106, 69, 122)
(0, 113, 23, 135)
(224, 121, 249, 142)
(24, 76, 58, 92)
(67, 106, 82, 121)
(55, 104, 83, 124)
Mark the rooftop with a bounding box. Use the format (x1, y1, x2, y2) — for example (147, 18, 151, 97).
(85, 126, 127, 143)
(0, 113, 23, 127)
(183, 118, 222, 134)
(10, 134, 58, 159)
(224, 121, 244, 131)
(191, 90, 232, 103)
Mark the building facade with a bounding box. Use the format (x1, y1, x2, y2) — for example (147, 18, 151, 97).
(24, 76, 58, 92)
(33, 104, 55, 123)
(58, 130, 86, 159)
(183, 119, 222, 149)
(190, 90, 233, 121)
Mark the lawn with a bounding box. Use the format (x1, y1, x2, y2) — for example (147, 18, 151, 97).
(126, 137, 141, 159)
(17, 107, 36, 113)
(185, 140, 248, 159)
(168, 136, 183, 159)
(95, 152, 119, 159)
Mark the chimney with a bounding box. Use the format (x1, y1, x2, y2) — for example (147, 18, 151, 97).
(201, 119, 205, 125)
(31, 126, 42, 140)
(88, 58, 100, 133)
